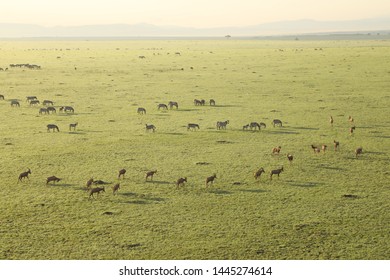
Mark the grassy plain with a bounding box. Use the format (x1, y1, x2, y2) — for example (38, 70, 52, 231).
(0, 39, 389, 260)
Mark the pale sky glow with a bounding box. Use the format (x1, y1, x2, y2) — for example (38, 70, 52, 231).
(1, 0, 389, 27)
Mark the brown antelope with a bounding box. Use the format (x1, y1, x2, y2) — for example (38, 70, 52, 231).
(46, 176, 61, 185)
(47, 124, 60, 132)
(287, 154, 294, 163)
(69, 122, 78, 131)
(243, 124, 250, 130)
(89, 187, 105, 198)
(18, 168, 31, 182)
(176, 177, 187, 187)
(210, 99, 216, 106)
(270, 167, 284, 180)
(137, 107, 146, 114)
(330, 116, 334, 125)
(272, 146, 281, 154)
(311, 145, 320, 153)
(145, 124, 156, 132)
(86, 178, 94, 188)
(349, 116, 354, 123)
(254, 168, 265, 180)
(350, 126, 356, 135)
(112, 183, 120, 195)
(205, 174, 217, 187)
(118, 169, 126, 179)
(322, 145, 327, 153)
(355, 147, 363, 158)
(334, 140, 340, 151)
(146, 170, 157, 181)
(272, 119, 283, 127)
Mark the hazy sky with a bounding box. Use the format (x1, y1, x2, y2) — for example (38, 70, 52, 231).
(1, 0, 389, 27)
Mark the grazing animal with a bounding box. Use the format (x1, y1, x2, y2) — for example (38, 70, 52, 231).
(46, 176, 61, 185)
(330, 116, 334, 125)
(272, 119, 283, 127)
(243, 124, 250, 130)
(270, 167, 284, 180)
(47, 106, 56, 114)
(355, 147, 363, 158)
(168, 101, 179, 109)
(254, 168, 265, 180)
(0, 94, 4, 100)
(43, 100, 54, 106)
(322, 145, 327, 153)
(59, 106, 74, 113)
(349, 116, 354, 123)
(112, 183, 120, 195)
(39, 108, 48, 115)
(11, 100, 20, 107)
(118, 169, 126, 179)
(69, 122, 78, 131)
(259, 122, 267, 129)
(146, 170, 157, 181)
(311, 145, 321, 153)
(29, 100, 40, 106)
(334, 140, 340, 151)
(194, 99, 202, 106)
(287, 154, 294, 163)
(187, 123, 200, 131)
(18, 168, 31, 182)
(86, 178, 94, 188)
(26, 96, 37, 103)
(250, 122, 261, 130)
(137, 107, 146, 114)
(176, 177, 187, 187)
(139, 55, 146, 59)
(205, 174, 217, 187)
(350, 126, 356, 135)
(145, 124, 156, 132)
(216, 120, 229, 130)
(47, 124, 59, 132)
(272, 146, 282, 154)
(157, 103, 168, 110)
(210, 99, 216, 106)
(89, 187, 105, 198)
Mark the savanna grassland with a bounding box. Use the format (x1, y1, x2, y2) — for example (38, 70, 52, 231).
(0, 39, 389, 260)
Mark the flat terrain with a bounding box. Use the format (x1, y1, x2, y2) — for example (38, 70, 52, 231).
(0, 39, 389, 259)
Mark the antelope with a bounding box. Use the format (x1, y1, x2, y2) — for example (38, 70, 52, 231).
(145, 124, 156, 132)
(11, 100, 20, 107)
(270, 167, 284, 180)
(355, 147, 363, 158)
(287, 154, 294, 163)
(187, 123, 200, 131)
(86, 178, 94, 188)
(47, 106, 56, 114)
(254, 168, 265, 180)
(146, 170, 157, 181)
(272, 119, 283, 127)
(334, 140, 340, 151)
(46, 176, 61, 185)
(112, 183, 120, 195)
(47, 124, 59, 132)
(350, 126, 356, 135)
(69, 122, 78, 131)
(137, 107, 146, 114)
(216, 120, 229, 130)
(39, 108, 48, 114)
(59, 106, 74, 113)
(272, 146, 281, 154)
(168, 101, 178, 109)
(176, 177, 187, 187)
(210, 99, 216, 106)
(118, 169, 126, 179)
(205, 174, 217, 187)
(349, 116, 354, 123)
(18, 168, 31, 182)
(157, 103, 168, 110)
(311, 145, 320, 153)
(322, 145, 327, 153)
(43, 100, 54, 106)
(330, 116, 334, 125)
(89, 187, 105, 198)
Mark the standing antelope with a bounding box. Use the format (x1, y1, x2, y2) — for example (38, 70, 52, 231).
(112, 183, 120, 195)
(146, 170, 157, 181)
(18, 168, 31, 182)
(254, 168, 265, 180)
(46, 176, 61, 185)
(270, 167, 284, 180)
(322, 145, 327, 153)
(89, 187, 105, 198)
(334, 140, 340, 151)
(350, 126, 356, 135)
(272, 146, 281, 154)
(176, 177, 187, 187)
(205, 174, 217, 187)
(118, 169, 126, 179)
(355, 147, 363, 158)
(69, 122, 78, 131)
(330, 116, 334, 126)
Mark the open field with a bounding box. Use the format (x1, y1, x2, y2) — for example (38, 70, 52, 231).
(0, 39, 389, 260)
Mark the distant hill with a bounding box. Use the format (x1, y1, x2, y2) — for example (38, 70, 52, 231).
(0, 17, 390, 38)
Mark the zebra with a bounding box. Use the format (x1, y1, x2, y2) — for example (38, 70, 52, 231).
(194, 99, 202, 106)
(0, 94, 4, 100)
(43, 100, 54, 106)
(272, 119, 283, 127)
(69, 122, 78, 131)
(168, 101, 179, 109)
(137, 107, 146, 114)
(157, 103, 168, 110)
(29, 100, 40, 106)
(47, 124, 60, 132)
(59, 106, 74, 113)
(26, 96, 37, 103)
(39, 108, 48, 115)
(243, 124, 250, 130)
(11, 100, 20, 107)
(187, 123, 200, 131)
(216, 120, 229, 130)
(145, 124, 156, 132)
(209, 99, 216, 106)
(47, 106, 56, 114)
(250, 122, 261, 130)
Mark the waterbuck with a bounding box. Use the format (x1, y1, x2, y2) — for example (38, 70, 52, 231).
(69, 122, 78, 131)
(272, 119, 283, 127)
(145, 124, 156, 132)
(137, 107, 146, 114)
(46, 176, 61, 185)
(18, 168, 31, 182)
(168, 101, 178, 109)
(355, 147, 363, 158)
(118, 169, 126, 179)
(112, 183, 120, 195)
(270, 167, 284, 180)
(47, 124, 59, 132)
(89, 187, 105, 198)
(187, 123, 200, 131)
(254, 168, 265, 180)
(176, 177, 187, 187)
(146, 170, 157, 181)
(205, 174, 217, 187)
(216, 120, 229, 130)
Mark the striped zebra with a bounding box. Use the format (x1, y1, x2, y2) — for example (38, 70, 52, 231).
(47, 124, 60, 132)
(145, 124, 156, 132)
(187, 123, 200, 131)
(168, 101, 179, 109)
(216, 120, 229, 130)
(272, 119, 283, 127)
(137, 107, 146, 114)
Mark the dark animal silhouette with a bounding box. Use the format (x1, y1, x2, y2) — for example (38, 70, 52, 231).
(254, 168, 265, 180)
(270, 167, 284, 180)
(89, 187, 105, 198)
(18, 168, 31, 182)
(46, 176, 61, 185)
(118, 169, 126, 179)
(205, 174, 217, 187)
(146, 170, 157, 181)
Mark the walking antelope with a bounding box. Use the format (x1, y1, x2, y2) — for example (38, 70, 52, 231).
(176, 177, 187, 187)
(89, 187, 105, 198)
(216, 120, 229, 130)
(69, 122, 78, 131)
(137, 107, 146, 114)
(205, 174, 217, 187)
(355, 147, 363, 158)
(187, 123, 200, 131)
(334, 140, 340, 151)
(86, 178, 94, 188)
(26, 96, 37, 103)
(270, 167, 284, 180)
(254, 168, 265, 180)
(272, 119, 283, 127)
(146, 170, 157, 181)
(157, 103, 168, 110)
(168, 101, 179, 109)
(47, 124, 60, 132)
(112, 183, 120, 195)
(46, 176, 61, 185)
(272, 146, 281, 154)
(29, 100, 40, 106)
(145, 124, 156, 132)
(118, 169, 126, 179)
(18, 168, 31, 182)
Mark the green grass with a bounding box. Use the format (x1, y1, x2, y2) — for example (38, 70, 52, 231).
(0, 39, 389, 260)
